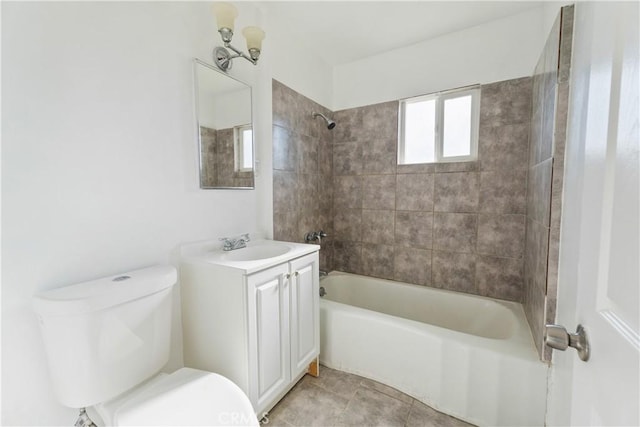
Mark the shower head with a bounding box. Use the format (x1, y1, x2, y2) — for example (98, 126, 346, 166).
(312, 112, 336, 130)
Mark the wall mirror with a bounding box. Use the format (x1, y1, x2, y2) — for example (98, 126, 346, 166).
(194, 59, 254, 189)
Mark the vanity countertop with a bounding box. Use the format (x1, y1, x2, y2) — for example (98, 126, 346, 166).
(180, 239, 319, 274)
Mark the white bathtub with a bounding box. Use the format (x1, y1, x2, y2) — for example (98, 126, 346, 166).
(319, 272, 547, 427)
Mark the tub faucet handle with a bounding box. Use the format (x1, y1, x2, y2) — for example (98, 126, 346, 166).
(305, 230, 328, 244)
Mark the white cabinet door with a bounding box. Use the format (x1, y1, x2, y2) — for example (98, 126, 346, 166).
(289, 253, 319, 376)
(246, 263, 290, 412)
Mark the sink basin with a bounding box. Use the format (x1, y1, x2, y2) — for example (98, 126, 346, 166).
(220, 243, 291, 261)
(180, 238, 319, 274)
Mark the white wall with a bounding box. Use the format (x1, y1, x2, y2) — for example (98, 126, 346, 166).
(266, 13, 334, 110)
(332, 7, 546, 110)
(1, 2, 269, 425)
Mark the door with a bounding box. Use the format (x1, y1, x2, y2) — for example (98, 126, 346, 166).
(246, 263, 291, 412)
(289, 253, 320, 376)
(546, 3, 639, 426)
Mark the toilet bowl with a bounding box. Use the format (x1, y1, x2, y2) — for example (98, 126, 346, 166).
(33, 265, 258, 426)
(93, 368, 257, 426)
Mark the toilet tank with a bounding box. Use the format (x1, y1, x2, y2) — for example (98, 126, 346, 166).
(33, 265, 177, 409)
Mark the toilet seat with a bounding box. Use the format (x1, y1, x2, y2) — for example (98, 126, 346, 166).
(94, 368, 258, 426)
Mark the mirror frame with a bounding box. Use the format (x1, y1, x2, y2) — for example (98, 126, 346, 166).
(193, 58, 255, 190)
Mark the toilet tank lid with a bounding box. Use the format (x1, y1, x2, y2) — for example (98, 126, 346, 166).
(33, 265, 177, 316)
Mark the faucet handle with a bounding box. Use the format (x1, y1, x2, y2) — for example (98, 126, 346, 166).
(240, 233, 250, 242)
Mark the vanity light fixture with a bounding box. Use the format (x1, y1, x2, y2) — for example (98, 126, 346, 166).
(212, 2, 265, 72)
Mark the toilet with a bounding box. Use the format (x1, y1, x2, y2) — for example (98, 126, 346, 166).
(33, 265, 258, 426)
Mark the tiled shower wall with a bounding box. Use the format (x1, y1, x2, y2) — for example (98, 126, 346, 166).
(329, 78, 532, 302)
(272, 80, 334, 271)
(273, 77, 533, 302)
(524, 5, 574, 360)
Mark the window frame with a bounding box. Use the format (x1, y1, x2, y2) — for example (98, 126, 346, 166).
(398, 85, 480, 165)
(234, 124, 254, 173)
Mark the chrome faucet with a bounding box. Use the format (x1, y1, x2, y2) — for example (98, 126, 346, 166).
(220, 233, 250, 251)
(305, 230, 327, 244)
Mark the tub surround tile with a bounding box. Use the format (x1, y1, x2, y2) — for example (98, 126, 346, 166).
(476, 255, 524, 302)
(362, 174, 396, 210)
(434, 161, 478, 173)
(273, 125, 297, 171)
(527, 159, 553, 227)
(480, 77, 532, 126)
(397, 163, 436, 174)
(395, 211, 433, 249)
(432, 251, 476, 293)
(274, 171, 298, 215)
(477, 214, 526, 259)
(297, 134, 319, 174)
(362, 209, 395, 245)
(523, 5, 574, 361)
(297, 173, 318, 208)
(524, 217, 550, 294)
(433, 213, 477, 253)
(434, 172, 479, 213)
(334, 209, 362, 242)
(363, 138, 397, 174)
(333, 141, 363, 176)
(478, 123, 530, 171)
(478, 169, 527, 214)
(524, 279, 546, 357)
(275, 76, 535, 302)
(333, 175, 362, 209)
(333, 108, 363, 143)
(558, 6, 574, 84)
(274, 211, 299, 243)
(319, 140, 333, 176)
(333, 241, 362, 274)
(318, 241, 333, 273)
(361, 243, 395, 280)
(394, 246, 431, 286)
(272, 80, 334, 270)
(395, 173, 434, 211)
(361, 101, 399, 142)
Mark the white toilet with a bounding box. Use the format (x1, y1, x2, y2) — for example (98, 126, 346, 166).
(33, 265, 258, 426)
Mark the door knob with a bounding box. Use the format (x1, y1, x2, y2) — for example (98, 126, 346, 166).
(545, 324, 590, 362)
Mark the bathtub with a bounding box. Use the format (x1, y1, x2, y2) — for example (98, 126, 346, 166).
(319, 272, 547, 427)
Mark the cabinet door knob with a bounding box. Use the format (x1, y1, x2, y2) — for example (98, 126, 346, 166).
(294, 271, 299, 277)
(284, 273, 291, 280)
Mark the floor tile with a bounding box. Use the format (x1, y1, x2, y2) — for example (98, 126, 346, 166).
(268, 380, 349, 427)
(333, 387, 411, 427)
(267, 366, 477, 427)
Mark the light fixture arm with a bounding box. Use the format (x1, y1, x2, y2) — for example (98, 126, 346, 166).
(224, 41, 258, 65)
(212, 17, 264, 72)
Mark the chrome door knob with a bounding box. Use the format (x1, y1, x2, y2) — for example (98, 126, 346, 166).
(545, 324, 590, 362)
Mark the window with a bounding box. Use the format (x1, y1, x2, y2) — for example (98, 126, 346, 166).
(398, 86, 480, 164)
(235, 125, 253, 172)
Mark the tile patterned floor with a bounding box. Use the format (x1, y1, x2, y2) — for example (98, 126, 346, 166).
(265, 366, 475, 427)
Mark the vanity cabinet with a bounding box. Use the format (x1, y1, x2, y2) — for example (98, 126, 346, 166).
(180, 244, 319, 416)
